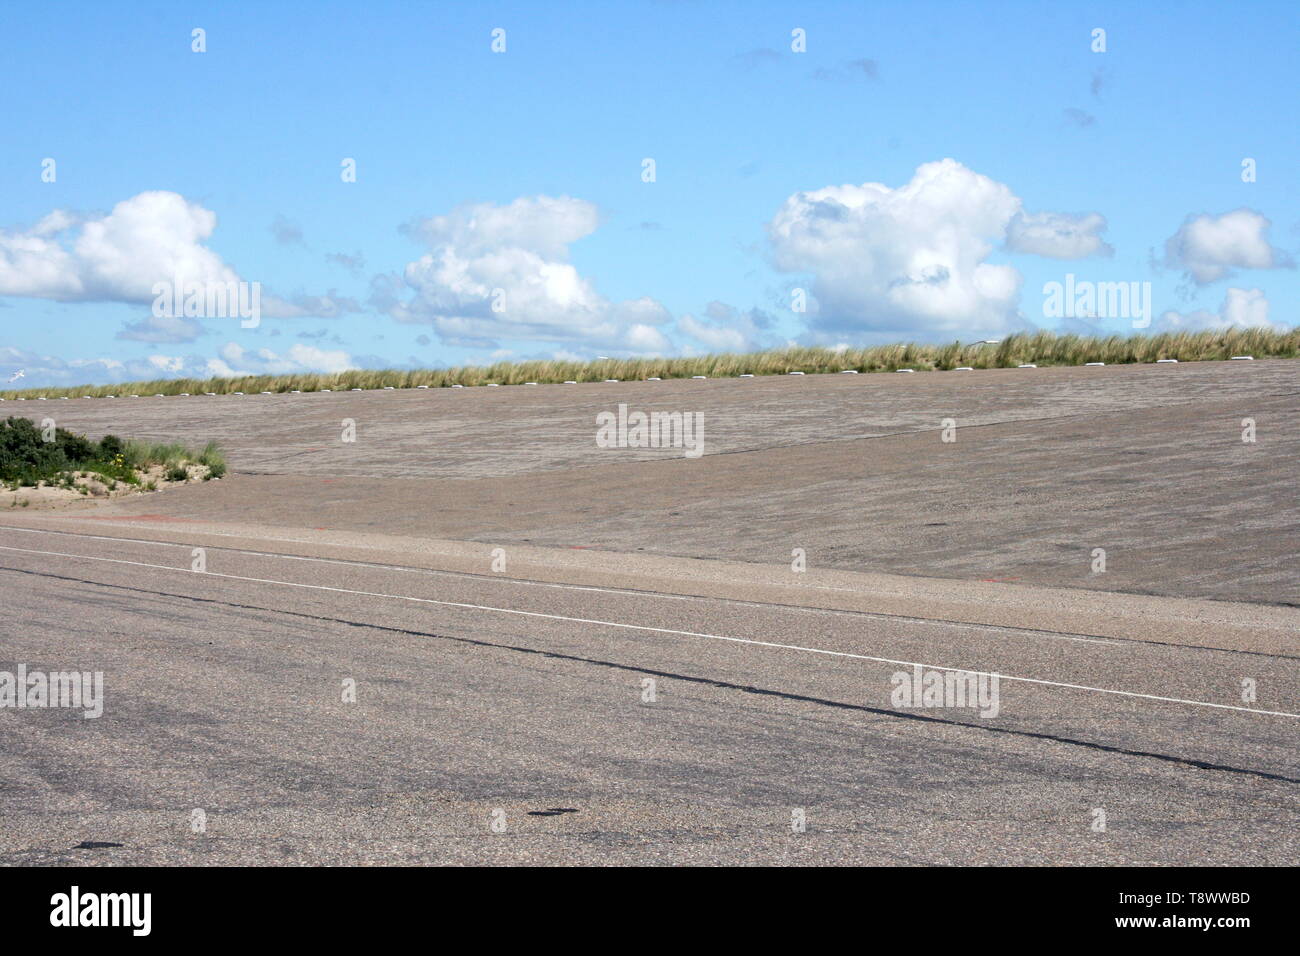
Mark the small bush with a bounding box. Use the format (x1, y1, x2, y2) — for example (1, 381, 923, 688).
(98, 434, 125, 458)
(0, 418, 225, 490)
(198, 442, 227, 479)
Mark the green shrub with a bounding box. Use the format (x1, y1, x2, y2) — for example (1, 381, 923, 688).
(97, 434, 125, 458)
(198, 442, 227, 478)
(0, 418, 225, 488)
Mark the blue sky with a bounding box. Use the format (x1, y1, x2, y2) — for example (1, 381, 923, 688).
(2, 0, 1296, 386)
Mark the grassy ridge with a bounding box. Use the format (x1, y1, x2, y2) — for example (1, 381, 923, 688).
(2, 328, 1296, 399)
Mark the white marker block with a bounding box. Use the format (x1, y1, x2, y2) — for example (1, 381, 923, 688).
(1085, 362, 1105, 366)
(1017, 364, 1037, 369)
(954, 367, 974, 371)
(1230, 355, 1254, 361)
(788, 371, 805, 375)
(1156, 358, 1178, 363)
(896, 369, 915, 373)
(739, 373, 754, 378)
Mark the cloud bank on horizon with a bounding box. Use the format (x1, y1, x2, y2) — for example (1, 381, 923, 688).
(0, 2, 1296, 386)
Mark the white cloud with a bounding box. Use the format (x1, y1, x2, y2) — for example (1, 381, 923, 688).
(1006, 211, 1112, 259)
(206, 342, 357, 377)
(623, 323, 672, 353)
(1164, 208, 1291, 285)
(381, 195, 672, 353)
(0, 191, 355, 319)
(408, 195, 600, 260)
(146, 354, 187, 374)
(678, 315, 750, 352)
(0, 191, 239, 302)
(768, 159, 1047, 339)
(1220, 287, 1273, 327)
(1157, 287, 1281, 331)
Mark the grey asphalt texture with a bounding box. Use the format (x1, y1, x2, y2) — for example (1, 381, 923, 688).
(0, 361, 1296, 865)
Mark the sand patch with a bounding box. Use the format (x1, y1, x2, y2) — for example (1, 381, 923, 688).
(1, 464, 220, 512)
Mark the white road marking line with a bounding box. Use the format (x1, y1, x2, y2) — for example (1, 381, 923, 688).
(0, 542, 1295, 719)
(0, 525, 1118, 646)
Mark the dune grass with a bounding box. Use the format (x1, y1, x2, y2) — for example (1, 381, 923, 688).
(117, 438, 226, 478)
(1, 328, 1295, 400)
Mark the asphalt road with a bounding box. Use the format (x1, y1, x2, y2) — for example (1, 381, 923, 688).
(1, 519, 1295, 865)
(2, 363, 1296, 865)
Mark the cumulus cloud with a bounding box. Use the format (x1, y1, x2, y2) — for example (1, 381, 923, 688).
(1158, 287, 1280, 331)
(769, 159, 1037, 339)
(622, 323, 672, 353)
(1006, 211, 1112, 259)
(766, 159, 1119, 340)
(204, 342, 357, 377)
(0, 191, 355, 319)
(380, 195, 673, 353)
(1164, 208, 1291, 285)
(0, 192, 240, 302)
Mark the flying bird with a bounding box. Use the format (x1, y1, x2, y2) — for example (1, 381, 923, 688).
(6, 370, 24, 383)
